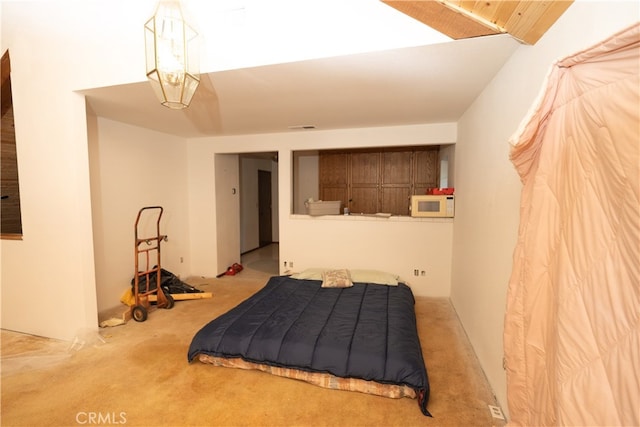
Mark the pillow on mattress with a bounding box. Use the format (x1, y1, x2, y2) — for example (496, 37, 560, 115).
(289, 268, 326, 280)
(321, 269, 353, 288)
(291, 268, 399, 286)
(350, 269, 399, 286)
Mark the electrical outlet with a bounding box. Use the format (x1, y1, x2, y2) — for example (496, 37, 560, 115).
(489, 405, 505, 420)
(290, 262, 294, 268)
(180, 257, 184, 263)
(284, 261, 287, 267)
(413, 269, 419, 276)
(420, 270, 426, 276)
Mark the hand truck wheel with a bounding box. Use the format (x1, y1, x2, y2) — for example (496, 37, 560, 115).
(132, 305, 148, 322)
(165, 293, 175, 309)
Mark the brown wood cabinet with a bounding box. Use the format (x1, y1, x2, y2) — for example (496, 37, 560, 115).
(1, 50, 22, 238)
(318, 151, 349, 206)
(319, 146, 439, 216)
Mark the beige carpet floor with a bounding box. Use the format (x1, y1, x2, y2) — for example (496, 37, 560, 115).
(1, 268, 506, 426)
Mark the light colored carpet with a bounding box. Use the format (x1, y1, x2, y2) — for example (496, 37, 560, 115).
(1, 268, 506, 426)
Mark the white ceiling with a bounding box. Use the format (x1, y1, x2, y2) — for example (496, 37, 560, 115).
(83, 33, 519, 138)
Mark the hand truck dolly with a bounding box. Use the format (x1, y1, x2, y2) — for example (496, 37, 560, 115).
(131, 206, 174, 322)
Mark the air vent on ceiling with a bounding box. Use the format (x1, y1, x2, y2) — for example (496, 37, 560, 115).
(288, 125, 316, 130)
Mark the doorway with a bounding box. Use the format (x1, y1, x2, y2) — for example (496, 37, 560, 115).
(238, 152, 279, 270)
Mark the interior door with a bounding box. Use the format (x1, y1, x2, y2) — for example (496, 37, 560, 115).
(258, 169, 272, 247)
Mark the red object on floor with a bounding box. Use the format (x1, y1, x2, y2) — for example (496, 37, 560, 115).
(225, 266, 236, 276)
(232, 263, 243, 273)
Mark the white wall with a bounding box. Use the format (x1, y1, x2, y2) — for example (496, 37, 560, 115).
(0, 0, 447, 341)
(451, 0, 640, 415)
(0, 0, 186, 341)
(293, 151, 319, 214)
(285, 216, 453, 296)
(89, 117, 190, 314)
(187, 123, 457, 295)
(438, 144, 455, 188)
(214, 154, 241, 273)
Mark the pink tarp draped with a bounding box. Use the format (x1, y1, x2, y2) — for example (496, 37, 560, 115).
(504, 23, 639, 426)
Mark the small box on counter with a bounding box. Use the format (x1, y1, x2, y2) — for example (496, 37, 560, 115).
(305, 200, 342, 215)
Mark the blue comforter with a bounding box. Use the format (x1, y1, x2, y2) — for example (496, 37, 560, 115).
(188, 275, 430, 416)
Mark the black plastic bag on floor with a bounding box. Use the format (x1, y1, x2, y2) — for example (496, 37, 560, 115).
(132, 267, 203, 294)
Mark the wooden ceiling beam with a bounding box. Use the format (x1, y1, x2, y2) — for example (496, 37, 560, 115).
(382, 1, 574, 45)
(505, 1, 574, 44)
(382, 1, 501, 40)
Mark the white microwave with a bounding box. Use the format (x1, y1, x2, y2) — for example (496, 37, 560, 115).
(410, 195, 455, 218)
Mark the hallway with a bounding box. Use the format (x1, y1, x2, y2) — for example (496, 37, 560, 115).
(241, 243, 279, 276)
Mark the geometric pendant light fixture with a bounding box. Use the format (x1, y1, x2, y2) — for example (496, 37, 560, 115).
(145, 0, 200, 109)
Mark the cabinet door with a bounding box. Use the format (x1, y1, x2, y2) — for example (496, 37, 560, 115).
(381, 150, 412, 215)
(350, 151, 380, 214)
(319, 152, 348, 208)
(317, 146, 441, 216)
(413, 149, 439, 195)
